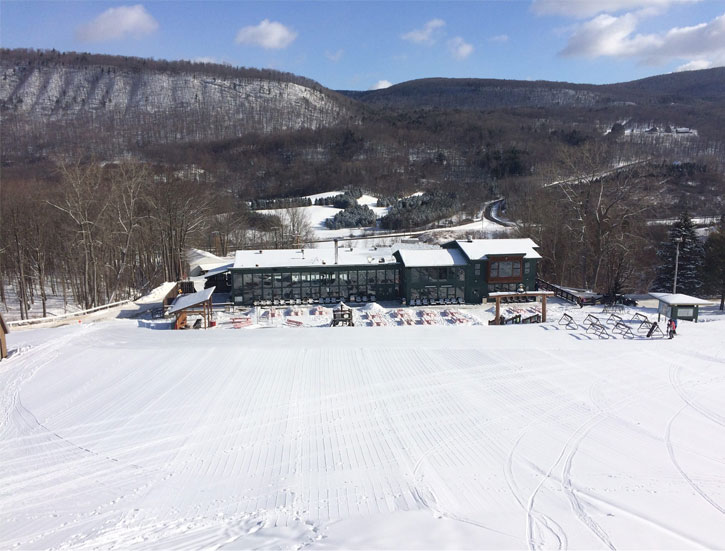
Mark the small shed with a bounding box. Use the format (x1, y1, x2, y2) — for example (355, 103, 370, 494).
(650, 293, 713, 323)
(167, 287, 215, 329)
(0, 313, 8, 360)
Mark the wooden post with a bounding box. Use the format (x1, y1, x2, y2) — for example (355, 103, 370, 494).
(495, 297, 501, 325)
(542, 295, 547, 322)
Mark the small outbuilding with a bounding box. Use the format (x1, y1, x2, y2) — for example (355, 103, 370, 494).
(167, 287, 215, 329)
(0, 313, 8, 360)
(650, 293, 713, 323)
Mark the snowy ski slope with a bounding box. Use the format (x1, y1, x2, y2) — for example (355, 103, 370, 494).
(1, 313, 724, 549)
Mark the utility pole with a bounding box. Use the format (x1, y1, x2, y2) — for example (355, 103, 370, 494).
(673, 236, 683, 294)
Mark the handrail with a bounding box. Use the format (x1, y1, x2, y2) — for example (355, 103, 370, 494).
(7, 299, 134, 327)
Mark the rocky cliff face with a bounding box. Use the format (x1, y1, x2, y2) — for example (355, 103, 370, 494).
(1, 51, 356, 156)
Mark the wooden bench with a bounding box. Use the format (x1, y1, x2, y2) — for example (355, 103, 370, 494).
(231, 317, 252, 328)
(586, 322, 610, 339)
(558, 313, 578, 330)
(612, 320, 635, 338)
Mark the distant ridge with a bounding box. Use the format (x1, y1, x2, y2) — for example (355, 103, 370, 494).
(338, 68, 725, 110)
(0, 48, 358, 153)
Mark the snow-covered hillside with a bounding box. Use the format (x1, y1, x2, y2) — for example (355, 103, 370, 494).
(1, 301, 724, 549)
(0, 55, 353, 147)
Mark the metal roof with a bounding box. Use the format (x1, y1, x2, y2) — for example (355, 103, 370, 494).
(233, 247, 398, 269)
(454, 238, 542, 260)
(649, 293, 713, 306)
(203, 263, 233, 278)
(167, 287, 215, 315)
(396, 248, 468, 268)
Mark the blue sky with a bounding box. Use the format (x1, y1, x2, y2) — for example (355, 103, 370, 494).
(2, 1, 724, 90)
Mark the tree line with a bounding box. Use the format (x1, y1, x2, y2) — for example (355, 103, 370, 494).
(0, 159, 309, 319)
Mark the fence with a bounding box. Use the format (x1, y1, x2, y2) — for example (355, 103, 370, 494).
(7, 299, 134, 328)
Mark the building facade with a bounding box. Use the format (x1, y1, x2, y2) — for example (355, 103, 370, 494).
(225, 238, 541, 306)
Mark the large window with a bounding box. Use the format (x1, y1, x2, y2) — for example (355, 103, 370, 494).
(488, 257, 523, 282)
(234, 265, 400, 304)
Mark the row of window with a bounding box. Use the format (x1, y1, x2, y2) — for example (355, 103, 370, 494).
(490, 260, 521, 279)
(410, 284, 465, 301)
(232, 269, 400, 304)
(409, 266, 465, 285)
(231, 262, 533, 304)
(474, 260, 531, 280)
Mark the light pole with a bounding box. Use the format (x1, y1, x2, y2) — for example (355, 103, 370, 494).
(673, 236, 683, 294)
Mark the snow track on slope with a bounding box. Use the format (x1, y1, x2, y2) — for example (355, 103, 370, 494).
(1, 322, 725, 549)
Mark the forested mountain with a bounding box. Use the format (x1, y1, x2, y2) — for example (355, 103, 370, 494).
(340, 68, 725, 109)
(1, 48, 723, 313)
(0, 49, 358, 158)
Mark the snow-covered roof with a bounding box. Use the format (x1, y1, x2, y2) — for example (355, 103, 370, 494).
(396, 248, 467, 268)
(203, 263, 233, 278)
(454, 238, 542, 260)
(649, 293, 713, 306)
(233, 247, 398, 269)
(167, 287, 215, 315)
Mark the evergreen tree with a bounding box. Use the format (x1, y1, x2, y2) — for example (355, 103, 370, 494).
(652, 212, 704, 295)
(702, 218, 725, 310)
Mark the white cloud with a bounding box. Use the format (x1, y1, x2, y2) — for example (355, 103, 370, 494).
(401, 18, 446, 44)
(489, 34, 509, 43)
(235, 19, 297, 49)
(325, 49, 344, 62)
(447, 37, 474, 60)
(560, 10, 725, 66)
(675, 59, 713, 71)
(76, 4, 158, 42)
(370, 80, 393, 90)
(531, 0, 699, 19)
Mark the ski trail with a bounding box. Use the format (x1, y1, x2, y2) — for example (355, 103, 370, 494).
(669, 365, 725, 429)
(560, 411, 617, 551)
(665, 405, 725, 516)
(503, 403, 571, 551)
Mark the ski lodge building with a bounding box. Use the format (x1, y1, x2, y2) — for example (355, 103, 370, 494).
(219, 238, 541, 306)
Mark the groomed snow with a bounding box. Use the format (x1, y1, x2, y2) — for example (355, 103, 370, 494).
(1, 304, 724, 549)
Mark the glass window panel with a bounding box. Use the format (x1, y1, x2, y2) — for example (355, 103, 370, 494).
(499, 262, 513, 278)
(490, 262, 499, 278)
(513, 263, 521, 277)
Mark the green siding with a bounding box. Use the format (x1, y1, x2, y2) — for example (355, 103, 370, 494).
(402, 266, 466, 303)
(230, 243, 540, 305)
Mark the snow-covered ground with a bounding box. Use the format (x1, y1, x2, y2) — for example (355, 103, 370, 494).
(259, 191, 511, 244)
(2, 297, 724, 549)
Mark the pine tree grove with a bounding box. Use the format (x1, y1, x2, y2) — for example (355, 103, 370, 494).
(652, 212, 705, 295)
